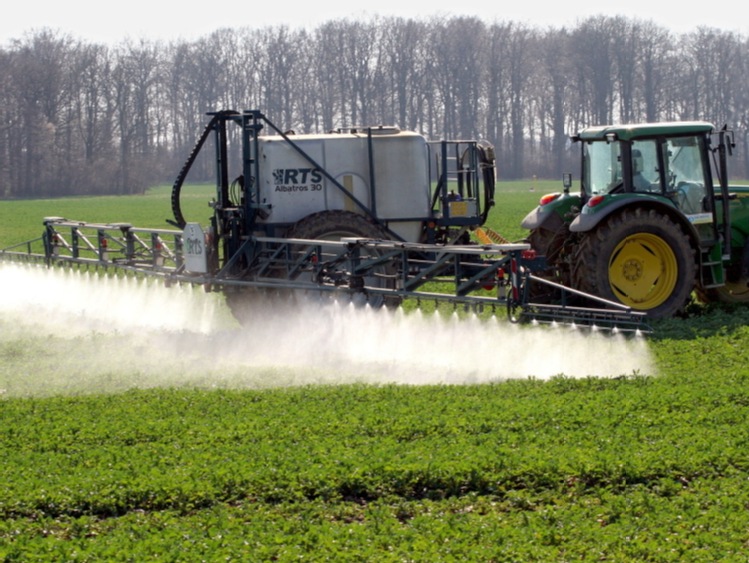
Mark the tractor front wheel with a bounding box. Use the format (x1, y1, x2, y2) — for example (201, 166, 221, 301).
(573, 207, 695, 318)
(698, 279, 749, 304)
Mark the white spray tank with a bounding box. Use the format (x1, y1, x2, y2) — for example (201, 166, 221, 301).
(254, 127, 432, 242)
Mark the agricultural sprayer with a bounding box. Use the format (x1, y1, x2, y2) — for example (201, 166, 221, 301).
(1, 109, 646, 331)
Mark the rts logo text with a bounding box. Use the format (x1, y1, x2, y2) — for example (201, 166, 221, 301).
(273, 168, 323, 192)
(273, 168, 323, 185)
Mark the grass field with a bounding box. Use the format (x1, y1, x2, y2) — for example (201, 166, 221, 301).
(2, 182, 749, 560)
(0, 180, 566, 250)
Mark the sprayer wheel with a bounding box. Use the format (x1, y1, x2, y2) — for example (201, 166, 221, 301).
(225, 286, 290, 326)
(284, 210, 401, 308)
(572, 207, 695, 319)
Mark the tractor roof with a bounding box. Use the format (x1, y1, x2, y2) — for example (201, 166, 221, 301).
(574, 121, 715, 142)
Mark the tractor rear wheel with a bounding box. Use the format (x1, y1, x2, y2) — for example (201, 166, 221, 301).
(572, 207, 695, 318)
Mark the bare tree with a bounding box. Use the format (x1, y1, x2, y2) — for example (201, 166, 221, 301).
(312, 21, 347, 131)
(380, 18, 430, 131)
(428, 17, 488, 140)
(342, 19, 381, 127)
(734, 39, 749, 178)
(3, 15, 749, 199)
(570, 17, 617, 126)
(690, 28, 742, 127)
(67, 43, 118, 193)
(637, 22, 675, 122)
(111, 39, 162, 194)
(290, 30, 321, 133)
(533, 27, 574, 178)
(483, 22, 536, 179)
(6, 30, 76, 197)
(484, 22, 512, 176)
(506, 24, 538, 180)
(613, 17, 641, 123)
(0, 48, 13, 197)
(257, 26, 302, 126)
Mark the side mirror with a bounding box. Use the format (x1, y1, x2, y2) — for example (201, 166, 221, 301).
(562, 173, 572, 194)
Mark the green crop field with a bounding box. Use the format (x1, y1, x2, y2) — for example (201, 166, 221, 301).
(2, 182, 749, 561)
(0, 184, 216, 248)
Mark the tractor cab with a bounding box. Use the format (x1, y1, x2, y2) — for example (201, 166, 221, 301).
(583, 133, 710, 211)
(570, 122, 733, 254)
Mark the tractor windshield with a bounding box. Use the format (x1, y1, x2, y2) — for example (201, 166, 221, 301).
(630, 140, 660, 192)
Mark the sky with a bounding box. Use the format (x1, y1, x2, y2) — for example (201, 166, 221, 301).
(2, 0, 747, 46)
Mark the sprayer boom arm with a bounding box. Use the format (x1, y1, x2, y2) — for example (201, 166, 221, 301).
(0, 217, 649, 333)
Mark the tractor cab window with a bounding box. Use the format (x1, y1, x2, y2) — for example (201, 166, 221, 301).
(583, 141, 623, 195)
(583, 135, 710, 215)
(630, 140, 659, 192)
(664, 135, 709, 215)
(583, 140, 658, 195)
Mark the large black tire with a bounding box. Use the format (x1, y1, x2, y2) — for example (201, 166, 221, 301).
(285, 210, 400, 308)
(698, 281, 749, 304)
(696, 242, 749, 304)
(572, 207, 696, 319)
(527, 227, 560, 265)
(285, 210, 391, 244)
(525, 224, 575, 302)
(226, 211, 400, 324)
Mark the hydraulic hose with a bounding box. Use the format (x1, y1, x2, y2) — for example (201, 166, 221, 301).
(168, 111, 239, 229)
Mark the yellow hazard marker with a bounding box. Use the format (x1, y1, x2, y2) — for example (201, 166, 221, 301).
(475, 227, 512, 245)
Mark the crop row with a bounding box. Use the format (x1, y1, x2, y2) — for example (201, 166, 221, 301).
(2, 372, 748, 513)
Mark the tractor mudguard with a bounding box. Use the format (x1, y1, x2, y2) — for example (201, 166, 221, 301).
(520, 192, 581, 231)
(569, 193, 680, 233)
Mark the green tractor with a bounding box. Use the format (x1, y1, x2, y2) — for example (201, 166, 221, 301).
(522, 121, 749, 318)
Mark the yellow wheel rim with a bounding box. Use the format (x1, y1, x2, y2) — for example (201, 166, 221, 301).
(608, 233, 678, 310)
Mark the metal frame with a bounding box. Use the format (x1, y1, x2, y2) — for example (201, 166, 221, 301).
(1, 217, 649, 332)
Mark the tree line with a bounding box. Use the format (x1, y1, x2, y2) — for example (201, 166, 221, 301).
(1, 15, 748, 199)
